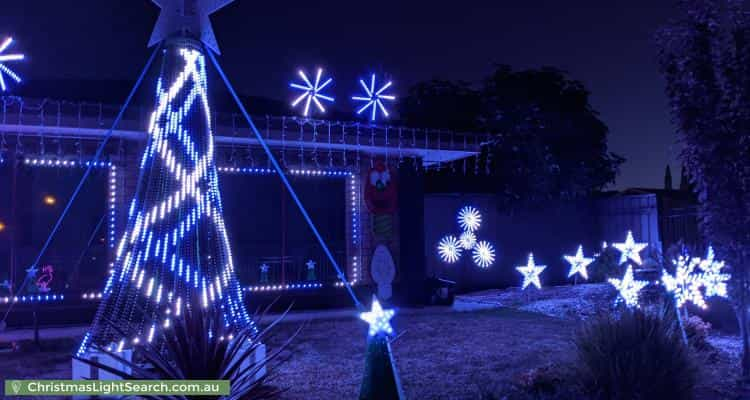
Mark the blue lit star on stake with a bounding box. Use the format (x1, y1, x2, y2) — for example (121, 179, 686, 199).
(290, 68, 334, 117)
(516, 253, 546, 290)
(612, 231, 648, 265)
(352, 74, 395, 121)
(608, 265, 648, 308)
(360, 296, 395, 337)
(698, 246, 730, 298)
(564, 245, 594, 280)
(0, 37, 24, 92)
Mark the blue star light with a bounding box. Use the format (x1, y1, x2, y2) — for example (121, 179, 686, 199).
(290, 68, 334, 117)
(516, 253, 546, 290)
(352, 74, 395, 121)
(0, 37, 24, 92)
(612, 231, 648, 265)
(564, 245, 594, 280)
(360, 296, 395, 337)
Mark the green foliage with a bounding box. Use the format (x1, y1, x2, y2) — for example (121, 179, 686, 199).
(401, 66, 624, 202)
(75, 304, 298, 400)
(574, 308, 698, 400)
(587, 247, 621, 283)
(684, 314, 713, 351)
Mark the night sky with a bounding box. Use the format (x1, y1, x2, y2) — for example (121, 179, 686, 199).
(0, 1, 677, 189)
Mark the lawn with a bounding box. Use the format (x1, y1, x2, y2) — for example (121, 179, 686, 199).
(0, 289, 743, 399)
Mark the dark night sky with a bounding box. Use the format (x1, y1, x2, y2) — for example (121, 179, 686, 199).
(0, 1, 678, 189)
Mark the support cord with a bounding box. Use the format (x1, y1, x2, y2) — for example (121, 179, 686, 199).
(1, 45, 161, 325)
(206, 48, 363, 310)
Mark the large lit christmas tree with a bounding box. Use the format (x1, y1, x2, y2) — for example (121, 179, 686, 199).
(78, 0, 254, 355)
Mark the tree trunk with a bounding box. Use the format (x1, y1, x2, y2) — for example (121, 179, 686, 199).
(738, 268, 750, 378)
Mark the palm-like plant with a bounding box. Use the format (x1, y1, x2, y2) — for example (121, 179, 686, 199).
(75, 303, 297, 400)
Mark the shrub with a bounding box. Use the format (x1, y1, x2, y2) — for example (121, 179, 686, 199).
(76, 304, 299, 400)
(574, 308, 698, 400)
(684, 314, 712, 352)
(587, 247, 620, 283)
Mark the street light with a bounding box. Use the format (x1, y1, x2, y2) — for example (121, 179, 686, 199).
(43, 195, 56, 206)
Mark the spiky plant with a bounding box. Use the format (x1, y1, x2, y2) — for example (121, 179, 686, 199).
(74, 303, 298, 400)
(574, 307, 698, 400)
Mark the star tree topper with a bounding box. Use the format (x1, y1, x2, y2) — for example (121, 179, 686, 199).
(564, 245, 594, 280)
(612, 231, 648, 265)
(516, 253, 546, 290)
(360, 296, 395, 337)
(148, 0, 235, 54)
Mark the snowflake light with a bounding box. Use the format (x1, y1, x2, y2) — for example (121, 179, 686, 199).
(697, 246, 730, 298)
(352, 74, 395, 121)
(516, 253, 546, 290)
(472, 241, 496, 268)
(608, 265, 648, 308)
(459, 231, 477, 250)
(457, 206, 482, 232)
(662, 255, 707, 309)
(0, 37, 24, 92)
(437, 235, 462, 264)
(612, 231, 648, 265)
(360, 296, 395, 337)
(290, 68, 334, 116)
(564, 245, 594, 280)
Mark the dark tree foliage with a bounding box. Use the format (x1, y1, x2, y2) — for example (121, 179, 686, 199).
(657, 0, 750, 377)
(399, 66, 624, 204)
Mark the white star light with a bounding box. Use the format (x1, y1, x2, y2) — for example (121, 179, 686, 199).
(0, 37, 24, 92)
(438, 235, 462, 264)
(360, 297, 395, 337)
(459, 231, 477, 250)
(697, 246, 730, 298)
(564, 245, 594, 280)
(608, 265, 648, 308)
(457, 206, 482, 232)
(352, 74, 395, 121)
(306, 260, 316, 270)
(662, 255, 707, 309)
(612, 231, 648, 265)
(290, 68, 334, 117)
(516, 253, 546, 290)
(472, 240, 496, 268)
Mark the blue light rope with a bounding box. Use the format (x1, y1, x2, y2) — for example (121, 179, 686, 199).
(1, 45, 161, 324)
(206, 48, 363, 310)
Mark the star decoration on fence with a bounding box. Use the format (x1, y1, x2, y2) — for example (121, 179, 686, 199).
(437, 235, 462, 264)
(352, 74, 396, 121)
(437, 206, 496, 268)
(564, 245, 594, 280)
(608, 265, 648, 308)
(516, 253, 546, 290)
(662, 255, 707, 309)
(360, 296, 395, 337)
(612, 231, 648, 265)
(0, 37, 24, 92)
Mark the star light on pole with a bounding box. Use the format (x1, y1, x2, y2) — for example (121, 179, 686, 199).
(564, 245, 594, 280)
(516, 253, 546, 290)
(459, 231, 477, 250)
(612, 231, 648, 265)
(360, 296, 395, 337)
(290, 68, 334, 117)
(0, 37, 24, 92)
(608, 265, 648, 308)
(352, 74, 395, 121)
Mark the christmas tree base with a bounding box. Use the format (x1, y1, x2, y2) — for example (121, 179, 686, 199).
(359, 334, 404, 400)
